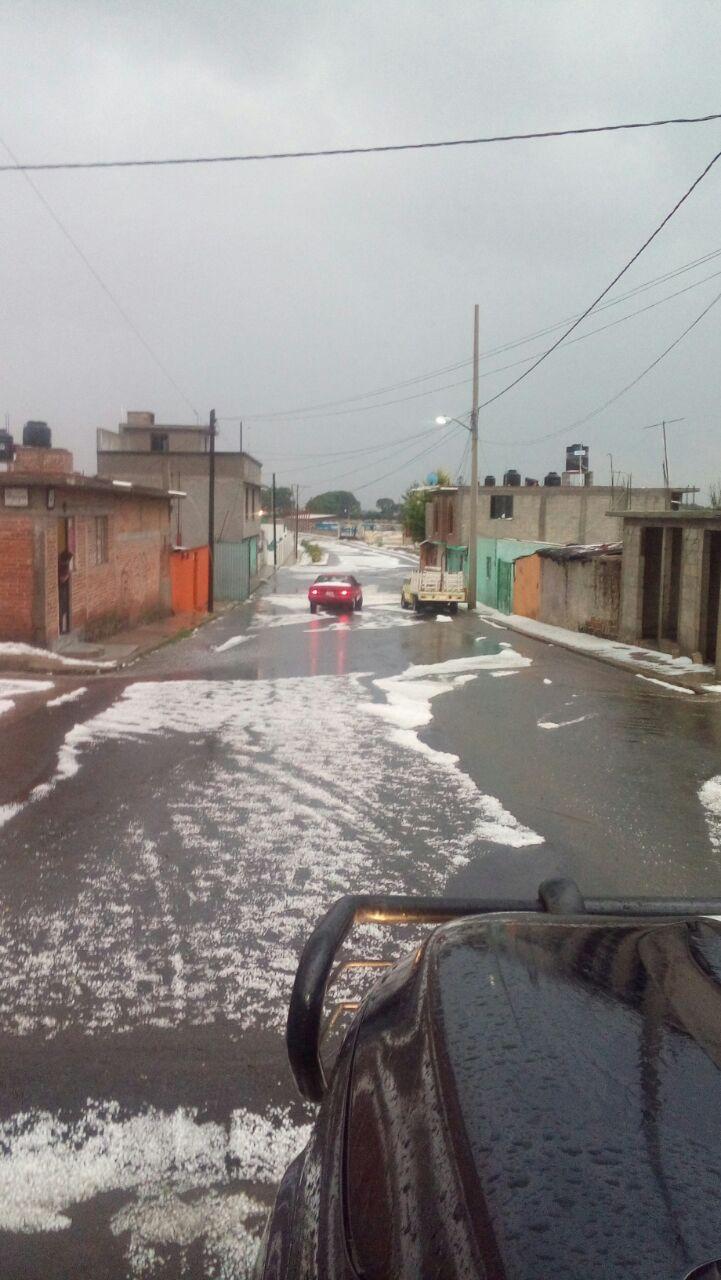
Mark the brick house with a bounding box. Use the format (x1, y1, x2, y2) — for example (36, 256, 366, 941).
(0, 443, 176, 648)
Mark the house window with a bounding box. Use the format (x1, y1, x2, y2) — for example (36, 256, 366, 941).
(490, 494, 514, 520)
(486, 556, 492, 579)
(94, 516, 109, 565)
(150, 433, 169, 453)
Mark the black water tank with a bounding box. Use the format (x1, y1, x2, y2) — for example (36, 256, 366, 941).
(504, 469, 521, 487)
(544, 471, 562, 486)
(525, 477, 539, 486)
(484, 474, 496, 487)
(23, 421, 51, 448)
(0, 430, 13, 462)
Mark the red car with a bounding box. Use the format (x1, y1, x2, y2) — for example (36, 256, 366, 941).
(308, 573, 363, 613)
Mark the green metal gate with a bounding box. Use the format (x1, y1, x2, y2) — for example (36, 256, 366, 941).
(497, 559, 514, 614)
(214, 539, 251, 602)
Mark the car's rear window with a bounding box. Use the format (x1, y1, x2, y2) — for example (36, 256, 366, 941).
(315, 574, 352, 583)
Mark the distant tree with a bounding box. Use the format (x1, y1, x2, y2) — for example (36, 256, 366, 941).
(376, 497, 397, 517)
(400, 468, 452, 542)
(306, 490, 361, 517)
(709, 482, 721, 508)
(260, 485, 294, 515)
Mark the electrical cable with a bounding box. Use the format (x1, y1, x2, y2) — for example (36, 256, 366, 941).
(0, 134, 200, 420)
(247, 263, 721, 433)
(482, 283, 721, 448)
(3, 113, 720, 173)
(354, 422, 462, 493)
(241, 249, 721, 424)
(476, 143, 721, 412)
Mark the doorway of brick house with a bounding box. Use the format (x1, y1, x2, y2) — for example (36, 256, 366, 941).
(57, 517, 72, 635)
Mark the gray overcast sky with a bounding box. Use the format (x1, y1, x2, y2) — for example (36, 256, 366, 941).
(1, 0, 720, 502)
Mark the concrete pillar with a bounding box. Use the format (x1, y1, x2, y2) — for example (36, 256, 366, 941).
(618, 523, 643, 642)
(677, 526, 705, 656)
(578, 492, 588, 544)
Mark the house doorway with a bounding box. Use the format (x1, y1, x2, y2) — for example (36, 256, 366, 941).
(57, 518, 72, 635)
(641, 527, 663, 639)
(704, 530, 721, 664)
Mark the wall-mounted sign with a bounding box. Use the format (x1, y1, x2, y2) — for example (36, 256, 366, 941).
(47, 487, 56, 510)
(4, 488, 29, 508)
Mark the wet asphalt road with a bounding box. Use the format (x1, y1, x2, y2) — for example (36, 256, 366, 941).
(0, 539, 720, 1278)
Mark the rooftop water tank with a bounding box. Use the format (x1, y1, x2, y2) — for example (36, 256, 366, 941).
(23, 421, 51, 448)
(0, 430, 14, 462)
(544, 471, 562, 486)
(503, 469, 521, 487)
(484, 474, 496, 487)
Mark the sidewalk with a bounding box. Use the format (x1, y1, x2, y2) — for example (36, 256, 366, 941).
(0, 611, 214, 675)
(476, 606, 721, 695)
(0, 566, 283, 676)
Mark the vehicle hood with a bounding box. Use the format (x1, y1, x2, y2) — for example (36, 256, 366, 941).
(345, 914, 721, 1279)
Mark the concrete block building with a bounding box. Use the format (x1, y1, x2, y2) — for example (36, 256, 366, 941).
(0, 436, 175, 648)
(617, 510, 721, 668)
(97, 411, 263, 599)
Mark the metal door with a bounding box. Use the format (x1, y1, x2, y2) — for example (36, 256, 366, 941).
(214, 540, 251, 602)
(497, 559, 514, 614)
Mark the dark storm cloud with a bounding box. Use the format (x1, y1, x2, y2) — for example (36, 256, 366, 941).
(1, 0, 720, 500)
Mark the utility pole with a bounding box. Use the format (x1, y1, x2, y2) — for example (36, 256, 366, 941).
(294, 483, 300, 560)
(239, 419, 243, 456)
(272, 472, 277, 569)
(661, 420, 670, 490)
(207, 408, 216, 612)
(467, 304, 479, 609)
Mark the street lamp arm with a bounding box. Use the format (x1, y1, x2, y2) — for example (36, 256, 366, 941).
(435, 415, 471, 433)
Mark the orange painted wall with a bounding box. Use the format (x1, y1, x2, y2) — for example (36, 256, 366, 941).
(513, 553, 541, 619)
(171, 546, 209, 613)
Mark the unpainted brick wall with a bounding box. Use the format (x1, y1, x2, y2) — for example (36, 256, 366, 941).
(0, 517, 35, 641)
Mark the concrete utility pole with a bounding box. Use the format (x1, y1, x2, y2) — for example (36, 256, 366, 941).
(294, 483, 300, 560)
(272, 472, 277, 569)
(467, 304, 480, 609)
(208, 408, 216, 612)
(643, 417, 683, 492)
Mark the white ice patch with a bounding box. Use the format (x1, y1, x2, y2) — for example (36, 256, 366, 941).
(0, 678, 53, 700)
(636, 674, 694, 695)
(213, 635, 252, 653)
(702, 684, 721, 694)
(435, 614, 452, 623)
(490, 671, 516, 678)
(543, 678, 553, 685)
(367, 651, 541, 849)
(0, 668, 539, 1034)
(0, 1100, 309, 1272)
(46, 687, 87, 708)
(537, 715, 591, 729)
(700, 776, 721, 851)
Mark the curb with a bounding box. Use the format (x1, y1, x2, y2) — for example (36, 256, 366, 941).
(477, 610, 712, 695)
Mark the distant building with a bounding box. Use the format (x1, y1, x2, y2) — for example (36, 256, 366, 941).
(97, 411, 263, 600)
(0, 429, 176, 648)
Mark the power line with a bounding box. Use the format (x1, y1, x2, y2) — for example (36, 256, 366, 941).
(483, 283, 721, 448)
(355, 422, 462, 493)
(3, 113, 721, 173)
(477, 143, 721, 413)
(248, 263, 721, 432)
(242, 246, 721, 423)
(0, 134, 200, 420)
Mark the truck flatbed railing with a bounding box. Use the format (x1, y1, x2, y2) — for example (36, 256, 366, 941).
(287, 878, 721, 1101)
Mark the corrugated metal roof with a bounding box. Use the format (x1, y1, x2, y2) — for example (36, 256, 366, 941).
(537, 542, 622, 563)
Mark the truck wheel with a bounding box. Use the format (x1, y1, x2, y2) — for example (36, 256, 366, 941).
(310, 602, 317, 613)
(413, 596, 423, 615)
(449, 602, 459, 616)
(400, 595, 409, 609)
(355, 596, 363, 610)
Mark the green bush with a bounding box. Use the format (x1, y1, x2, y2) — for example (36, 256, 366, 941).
(301, 540, 323, 563)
